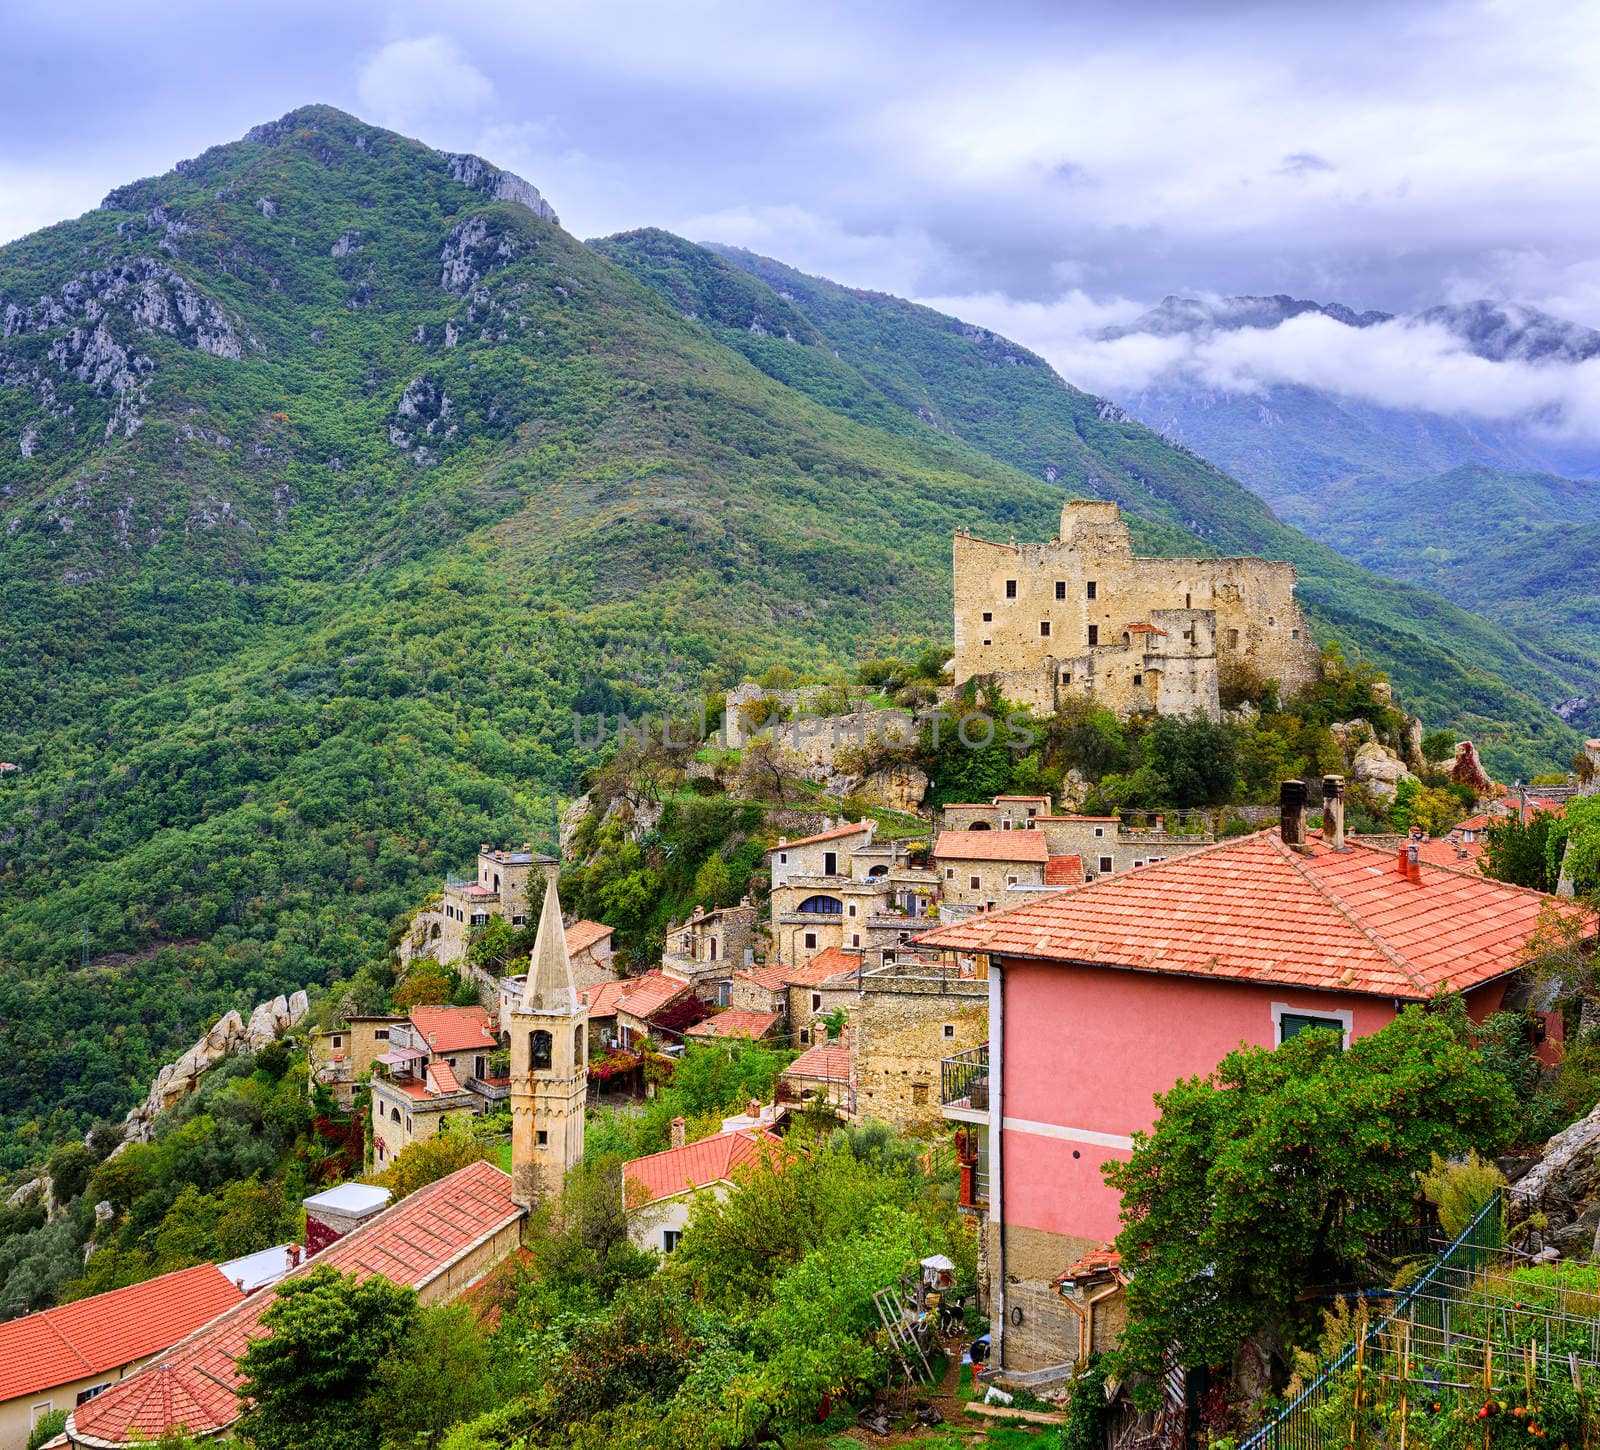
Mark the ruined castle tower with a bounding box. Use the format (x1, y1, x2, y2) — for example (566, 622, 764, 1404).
(509, 864, 588, 1208)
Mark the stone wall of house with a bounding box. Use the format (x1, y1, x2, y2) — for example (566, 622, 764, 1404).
(993, 1220, 1101, 1373)
(952, 501, 1318, 720)
(852, 991, 987, 1131)
(788, 980, 859, 1046)
(935, 856, 1043, 910)
(420, 1217, 526, 1305)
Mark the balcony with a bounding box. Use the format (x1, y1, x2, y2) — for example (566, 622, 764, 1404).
(465, 1074, 511, 1102)
(940, 1044, 989, 1123)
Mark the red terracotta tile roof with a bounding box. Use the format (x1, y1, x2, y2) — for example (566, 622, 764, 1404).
(565, 919, 614, 955)
(943, 802, 1000, 811)
(994, 794, 1052, 803)
(69, 1161, 521, 1447)
(785, 947, 863, 986)
(733, 962, 790, 994)
(1456, 814, 1492, 832)
(785, 1039, 852, 1083)
(581, 977, 632, 1019)
(623, 1129, 781, 1206)
(933, 829, 1050, 863)
(915, 830, 1590, 1000)
(1126, 622, 1166, 635)
(686, 1009, 780, 1040)
(407, 1005, 497, 1055)
(1037, 814, 1119, 823)
(1416, 834, 1485, 871)
(1045, 853, 1085, 886)
(1056, 1245, 1124, 1284)
(426, 1060, 463, 1094)
(613, 971, 692, 1022)
(769, 820, 873, 853)
(0, 1264, 244, 1404)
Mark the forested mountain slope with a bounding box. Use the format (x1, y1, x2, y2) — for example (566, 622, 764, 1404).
(605, 233, 1593, 745)
(0, 107, 1582, 1162)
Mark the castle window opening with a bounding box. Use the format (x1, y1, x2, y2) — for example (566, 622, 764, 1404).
(1291, 628, 1300, 639)
(574, 1025, 584, 1064)
(1060, 670, 1072, 684)
(1133, 673, 1142, 686)
(1055, 581, 1066, 600)
(1185, 593, 1191, 608)
(1087, 625, 1099, 647)
(1005, 579, 1018, 598)
(1040, 620, 1051, 637)
(982, 611, 992, 622)
(1227, 628, 1239, 648)
(537, 1130, 548, 1146)
(1087, 580, 1097, 599)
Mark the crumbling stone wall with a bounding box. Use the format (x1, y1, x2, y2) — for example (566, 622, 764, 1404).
(952, 500, 1318, 719)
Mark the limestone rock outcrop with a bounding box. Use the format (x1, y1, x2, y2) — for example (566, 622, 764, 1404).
(1351, 741, 1415, 804)
(1509, 1099, 1600, 1258)
(118, 991, 308, 1143)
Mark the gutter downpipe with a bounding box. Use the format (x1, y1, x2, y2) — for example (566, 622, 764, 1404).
(989, 954, 1006, 1368)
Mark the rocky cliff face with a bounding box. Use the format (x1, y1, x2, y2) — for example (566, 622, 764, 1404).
(1509, 1099, 1600, 1260)
(117, 989, 309, 1144)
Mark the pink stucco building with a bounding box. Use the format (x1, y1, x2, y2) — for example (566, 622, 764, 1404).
(918, 780, 1586, 1373)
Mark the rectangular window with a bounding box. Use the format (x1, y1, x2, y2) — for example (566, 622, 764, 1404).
(1093, 826, 1105, 837)
(851, 932, 861, 947)
(1005, 579, 1018, 598)
(911, 1082, 929, 1106)
(1055, 580, 1067, 600)
(943, 1023, 956, 1038)
(77, 1385, 110, 1406)
(847, 902, 857, 917)
(1086, 581, 1097, 599)
(1099, 856, 1114, 873)
(374, 1029, 389, 1041)
(1001, 819, 1012, 830)
(536, 1129, 549, 1146)
(982, 611, 992, 622)
(779, 852, 787, 864)
(1279, 1012, 1348, 1046)
(512, 914, 526, 926)
(1132, 673, 1142, 686)
(945, 867, 955, 879)
(1040, 620, 1051, 637)
(800, 1027, 811, 1044)
(969, 875, 981, 889)
(812, 993, 823, 1011)
(1060, 670, 1072, 684)
(662, 1229, 682, 1253)
(332, 1034, 343, 1049)
(1087, 625, 1099, 646)
(1291, 628, 1300, 639)
(405, 1116, 412, 1133)
(1226, 628, 1240, 648)
(804, 931, 817, 949)
(32, 1403, 54, 1428)
(823, 851, 837, 876)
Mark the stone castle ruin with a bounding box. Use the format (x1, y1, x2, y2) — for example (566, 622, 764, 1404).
(952, 500, 1319, 719)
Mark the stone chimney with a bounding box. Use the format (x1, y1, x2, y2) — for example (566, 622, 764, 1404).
(746, 1098, 761, 1119)
(1280, 780, 1307, 849)
(670, 1116, 686, 1149)
(1322, 775, 1346, 851)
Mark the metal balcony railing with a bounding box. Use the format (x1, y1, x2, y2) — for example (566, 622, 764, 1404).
(940, 1044, 989, 1111)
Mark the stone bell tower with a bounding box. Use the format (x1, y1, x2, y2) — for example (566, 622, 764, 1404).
(509, 862, 588, 1208)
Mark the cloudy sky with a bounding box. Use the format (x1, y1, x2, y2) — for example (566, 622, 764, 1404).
(7, 0, 1600, 427)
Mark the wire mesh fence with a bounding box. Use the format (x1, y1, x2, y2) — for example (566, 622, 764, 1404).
(1234, 1189, 1600, 1449)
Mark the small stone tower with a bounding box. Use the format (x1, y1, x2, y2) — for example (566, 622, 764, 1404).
(509, 864, 588, 1208)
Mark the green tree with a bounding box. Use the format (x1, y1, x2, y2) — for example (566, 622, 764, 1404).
(1481, 810, 1562, 892)
(372, 1122, 490, 1201)
(690, 851, 734, 910)
(236, 1266, 417, 1450)
(393, 961, 455, 1010)
(367, 1301, 495, 1449)
(1138, 713, 1238, 808)
(1105, 1006, 1516, 1400)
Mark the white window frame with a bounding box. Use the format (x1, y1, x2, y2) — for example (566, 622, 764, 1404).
(662, 1228, 682, 1253)
(1271, 1001, 1352, 1049)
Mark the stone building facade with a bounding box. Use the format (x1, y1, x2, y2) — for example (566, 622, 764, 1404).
(852, 957, 989, 1132)
(952, 500, 1318, 719)
(661, 899, 761, 1004)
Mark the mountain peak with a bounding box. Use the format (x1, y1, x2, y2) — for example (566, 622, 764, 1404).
(1102, 293, 1391, 341)
(99, 104, 559, 226)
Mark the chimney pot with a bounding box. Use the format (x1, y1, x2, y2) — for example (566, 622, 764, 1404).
(747, 1098, 760, 1117)
(1406, 842, 1422, 882)
(670, 1116, 687, 1149)
(1322, 774, 1346, 851)
(1279, 780, 1308, 848)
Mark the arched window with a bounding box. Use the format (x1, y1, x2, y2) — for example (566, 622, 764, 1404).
(574, 1025, 585, 1068)
(797, 895, 843, 915)
(969, 821, 991, 830)
(530, 1030, 552, 1071)
(867, 864, 888, 878)
(390, 1106, 401, 1123)
(430, 922, 442, 940)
